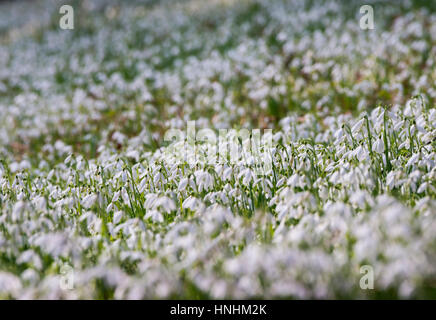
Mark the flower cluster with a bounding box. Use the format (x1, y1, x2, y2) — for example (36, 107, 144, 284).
(0, 0, 435, 299)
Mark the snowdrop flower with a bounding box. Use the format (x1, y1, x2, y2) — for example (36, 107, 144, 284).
(106, 203, 114, 212)
(182, 196, 198, 210)
(113, 211, 123, 225)
(153, 172, 164, 186)
(145, 210, 164, 223)
(156, 196, 176, 213)
(351, 118, 365, 134)
(353, 145, 367, 161)
(238, 168, 253, 185)
(121, 188, 130, 204)
(406, 153, 420, 167)
(12, 201, 26, 222)
(223, 167, 233, 181)
(144, 193, 158, 209)
(82, 194, 97, 209)
(112, 190, 121, 203)
(194, 170, 213, 192)
(178, 178, 189, 192)
(32, 196, 46, 211)
(372, 138, 385, 154)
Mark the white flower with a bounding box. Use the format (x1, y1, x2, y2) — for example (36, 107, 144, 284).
(351, 118, 365, 134)
(372, 138, 385, 154)
(12, 201, 26, 222)
(32, 196, 46, 211)
(353, 145, 367, 161)
(182, 196, 197, 210)
(156, 196, 176, 213)
(64, 154, 74, 165)
(417, 182, 428, 194)
(82, 194, 97, 209)
(153, 172, 164, 185)
(195, 170, 213, 192)
(113, 211, 123, 224)
(144, 193, 158, 209)
(334, 127, 344, 141)
(406, 153, 419, 167)
(106, 203, 113, 212)
(112, 190, 121, 202)
(238, 168, 253, 185)
(138, 178, 148, 193)
(145, 210, 163, 223)
(121, 188, 130, 204)
(178, 178, 189, 192)
(223, 167, 233, 181)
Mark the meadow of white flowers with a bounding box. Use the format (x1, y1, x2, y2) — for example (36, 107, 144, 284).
(0, 0, 435, 299)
